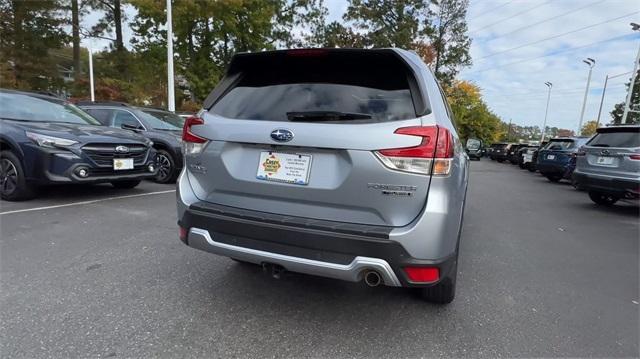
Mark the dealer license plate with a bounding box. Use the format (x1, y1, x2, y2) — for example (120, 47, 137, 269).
(256, 151, 312, 185)
(113, 158, 134, 170)
(596, 156, 614, 165)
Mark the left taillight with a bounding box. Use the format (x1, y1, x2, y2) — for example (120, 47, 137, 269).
(375, 125, 454, 175)
(182, 116, 207, 154)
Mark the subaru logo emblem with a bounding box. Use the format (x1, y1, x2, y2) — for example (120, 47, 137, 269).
(600, 149, 609, 155)
(115, 145, 129, 153)
(270, 129, 294, 142)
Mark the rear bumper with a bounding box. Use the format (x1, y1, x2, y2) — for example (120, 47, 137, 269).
(537, 162, 573, 177)
(177, 200, 457, 288)
(573, 171, 640, 197)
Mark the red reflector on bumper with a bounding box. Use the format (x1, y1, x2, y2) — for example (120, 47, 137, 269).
(179, 226, 188, 243)
(404, 267, 439, 283)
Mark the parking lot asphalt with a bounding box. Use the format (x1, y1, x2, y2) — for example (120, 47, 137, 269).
(1, 160, 638, 358)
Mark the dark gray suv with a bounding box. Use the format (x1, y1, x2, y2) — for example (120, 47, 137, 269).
(176, 48, 469, 303)
(573, 125, 640, 205)
(79, 102, 184, 183)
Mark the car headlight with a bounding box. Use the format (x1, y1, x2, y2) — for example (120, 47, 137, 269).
(25, 131, 78, 148)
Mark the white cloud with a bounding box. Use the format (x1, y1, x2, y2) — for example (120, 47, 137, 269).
(461, 0, 640, 130)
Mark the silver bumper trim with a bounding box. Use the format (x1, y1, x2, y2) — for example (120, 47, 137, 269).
(187, 227, 402, 287)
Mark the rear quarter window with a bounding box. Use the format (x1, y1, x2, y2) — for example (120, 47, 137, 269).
(587, 131, 640, 148)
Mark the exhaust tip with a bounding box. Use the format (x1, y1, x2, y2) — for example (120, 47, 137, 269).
(364, 270, 382, 287)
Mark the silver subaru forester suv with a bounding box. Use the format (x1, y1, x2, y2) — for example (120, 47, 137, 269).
(176, 48, 469, 304)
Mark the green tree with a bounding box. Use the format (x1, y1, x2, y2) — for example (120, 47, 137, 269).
(610, 71, 639, 124)
(0, 0, 69, 91)
(424, 0, 471, 85)
(580, 120, 598, 136)
(444, 80, 501, 144)
(343, 0, 425, 48)
(130, 0, 322, 105)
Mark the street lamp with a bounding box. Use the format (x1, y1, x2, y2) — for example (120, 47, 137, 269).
(622, 22, 640, 124)
(541, 82, 552, 143)
(578, 58, 595, 134)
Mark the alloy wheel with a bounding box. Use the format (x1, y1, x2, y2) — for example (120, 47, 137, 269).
(156, 153, 172, 182)
(0, 158, 18, 195)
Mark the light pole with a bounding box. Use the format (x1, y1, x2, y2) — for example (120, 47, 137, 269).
(622, 22, 640, 124)
(166, 0, 175, 112)
(541, 82, 552, 143)
(88, 40, 95, 102)
(578, 58, 595, 133)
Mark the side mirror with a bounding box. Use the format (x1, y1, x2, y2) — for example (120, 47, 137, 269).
(121, 123, 142, 131)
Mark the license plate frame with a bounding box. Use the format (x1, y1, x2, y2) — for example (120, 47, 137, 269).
(113, 158, 134, 170)
(256, 151, 312, 185)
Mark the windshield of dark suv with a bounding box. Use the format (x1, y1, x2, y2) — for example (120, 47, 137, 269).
(210, 53, 417, 123)
(136, 110, 181, 130)
(0, 92, 100, 125)
(587, 129, 640, 148)
(141, 109, 185, 129)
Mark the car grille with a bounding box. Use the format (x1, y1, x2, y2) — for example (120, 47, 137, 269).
(82, 143, 149, 167)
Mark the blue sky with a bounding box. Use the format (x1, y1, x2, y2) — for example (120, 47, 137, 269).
(84, 0, 639, 131)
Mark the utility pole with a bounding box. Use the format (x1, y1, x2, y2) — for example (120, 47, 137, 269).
(166, 0, 175, 112)
(507, 119, 512, 142)
(578, 58, 595, 133)
(622, 23, 640, 124)
(595, 74, 608, 128)
(541, 82, 552, 143)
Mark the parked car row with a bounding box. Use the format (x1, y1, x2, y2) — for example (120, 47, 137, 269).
(0, 89, 192, 201)
(487, 125, 640, 206)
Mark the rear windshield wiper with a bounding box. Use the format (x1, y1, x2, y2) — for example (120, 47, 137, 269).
(591, 144, 610, 147)
(286, 111, 372, 121)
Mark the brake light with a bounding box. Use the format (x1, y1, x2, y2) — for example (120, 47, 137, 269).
(182, 116, 207, 155)
(375, 126, 454, 175)
(404, 267, 440, 283)
(182, 116, 206, 143)
(629, 155, 640, 160)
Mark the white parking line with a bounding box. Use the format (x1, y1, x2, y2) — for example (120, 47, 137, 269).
(0, 189, 176, 216)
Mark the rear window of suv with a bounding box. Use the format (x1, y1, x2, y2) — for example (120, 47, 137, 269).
(587, 129, 640, 148)
(544, 140, 575, 150)
(210, 52, 417, 123)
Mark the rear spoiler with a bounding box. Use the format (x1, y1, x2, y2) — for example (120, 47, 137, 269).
(202, 48, 431, 117)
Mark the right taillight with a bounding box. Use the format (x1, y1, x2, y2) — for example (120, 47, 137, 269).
(629, 154, 640, 160)
(375, 125, 454, 175)
(182, 116, 207, 154)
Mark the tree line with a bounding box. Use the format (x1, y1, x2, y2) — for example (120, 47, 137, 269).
(2, 0, 620, 144)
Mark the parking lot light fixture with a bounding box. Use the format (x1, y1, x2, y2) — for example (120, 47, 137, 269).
(578, 58, 595, 133)
(541, 82, 552, 143)
(622, 23, 640, 124)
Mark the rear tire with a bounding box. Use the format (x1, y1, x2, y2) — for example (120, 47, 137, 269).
(1, 150, 36, 201)
(497, 159, 504, 163)
(527, 165, 536, 172)
(588, 191, 619, 206)
(546, 175, 562, 182)
(518, 162, 525, 169)
(419, 260, 457, 304)
(111, 180, 141, 189)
